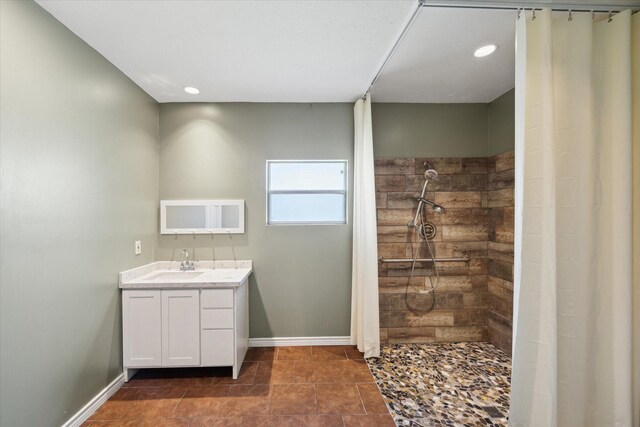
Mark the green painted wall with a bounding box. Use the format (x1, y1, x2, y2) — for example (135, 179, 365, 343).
(0, 1, 159, 426)
(372, 103, 489, 158)
(488, 89, 515, 156)
(158, 103, 354, 339)
(158, 100, 507, 339)
(371, 93, 515, 159)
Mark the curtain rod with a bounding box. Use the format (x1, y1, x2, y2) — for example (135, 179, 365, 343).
(361, 1, 423, 99)
(419, 1, 640, 12)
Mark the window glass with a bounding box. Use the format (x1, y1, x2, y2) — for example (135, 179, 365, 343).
(267, 160, 347, 225)
(269, 162, 346, 191)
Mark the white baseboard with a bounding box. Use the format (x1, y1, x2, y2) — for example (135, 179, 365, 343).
(249, 336, 351, 347)
(62, 373, 125, 427)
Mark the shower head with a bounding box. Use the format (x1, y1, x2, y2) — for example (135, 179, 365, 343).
(424, 169, 439, 180)
(418, 198, 446, 214)
(431, 204, 445, 214)
(411, 167, 442, 228)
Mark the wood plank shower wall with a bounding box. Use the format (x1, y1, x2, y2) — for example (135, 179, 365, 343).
(375, 152, 514, 354)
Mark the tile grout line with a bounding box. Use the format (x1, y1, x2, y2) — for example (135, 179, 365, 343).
(312, 383, 318, 416)
(354, 382, 368, 416)
(215, 381, 232, 419)
(169, 386, 188, 419)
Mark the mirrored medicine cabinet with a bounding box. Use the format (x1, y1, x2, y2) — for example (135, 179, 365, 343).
(160, 200, 245, 234)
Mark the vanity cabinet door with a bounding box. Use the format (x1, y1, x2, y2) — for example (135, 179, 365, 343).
(161, 290, 200, 366)
(123, 290, 162, 367)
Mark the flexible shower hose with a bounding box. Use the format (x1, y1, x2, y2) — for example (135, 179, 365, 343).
(405, 208, 440, 313)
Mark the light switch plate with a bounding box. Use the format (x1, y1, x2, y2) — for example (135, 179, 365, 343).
(134, 240, 142, 255)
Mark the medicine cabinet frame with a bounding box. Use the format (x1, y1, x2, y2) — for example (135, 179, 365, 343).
(160, 200, 245, 235)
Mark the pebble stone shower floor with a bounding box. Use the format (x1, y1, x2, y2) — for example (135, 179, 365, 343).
(366, 342, 511, 427)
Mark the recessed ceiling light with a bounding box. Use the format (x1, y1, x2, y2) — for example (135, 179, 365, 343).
(183, 86, 200, 95)
(474, 44, 498, 58)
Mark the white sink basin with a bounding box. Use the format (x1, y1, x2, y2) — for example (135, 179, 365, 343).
(146, 271, 204, 281)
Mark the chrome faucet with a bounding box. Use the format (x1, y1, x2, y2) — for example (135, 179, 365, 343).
(180, 249, 195, 271)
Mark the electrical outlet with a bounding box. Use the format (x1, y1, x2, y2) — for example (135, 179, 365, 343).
(135, 240, 142, 255)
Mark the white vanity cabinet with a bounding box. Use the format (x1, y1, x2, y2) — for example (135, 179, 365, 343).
(122, 289, 200, 370)
(122, 290, 162, 367)
(121, 276, 249, 382)
(162, 290, 200, 366)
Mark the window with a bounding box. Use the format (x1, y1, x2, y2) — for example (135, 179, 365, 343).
(267, 160, 347, 225)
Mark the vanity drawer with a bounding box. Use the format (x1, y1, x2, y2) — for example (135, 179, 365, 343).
(201, 329, 234, 366)
(201, 289, 234, 308)
(201, 308, 234, 329)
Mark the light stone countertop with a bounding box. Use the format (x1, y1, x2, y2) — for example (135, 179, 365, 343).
(119, 260, 252, 289)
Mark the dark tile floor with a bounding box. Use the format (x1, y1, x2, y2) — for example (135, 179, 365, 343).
(83, 346, 395, 427)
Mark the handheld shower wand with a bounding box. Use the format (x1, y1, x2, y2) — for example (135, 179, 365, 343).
(409, 169, 439, 227)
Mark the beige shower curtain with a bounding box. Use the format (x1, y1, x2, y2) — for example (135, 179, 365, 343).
(351, 94, 380, 358)
(510, 9, 639, 427)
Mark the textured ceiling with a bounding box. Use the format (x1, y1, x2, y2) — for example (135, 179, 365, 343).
(36, 0, 521, 103)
